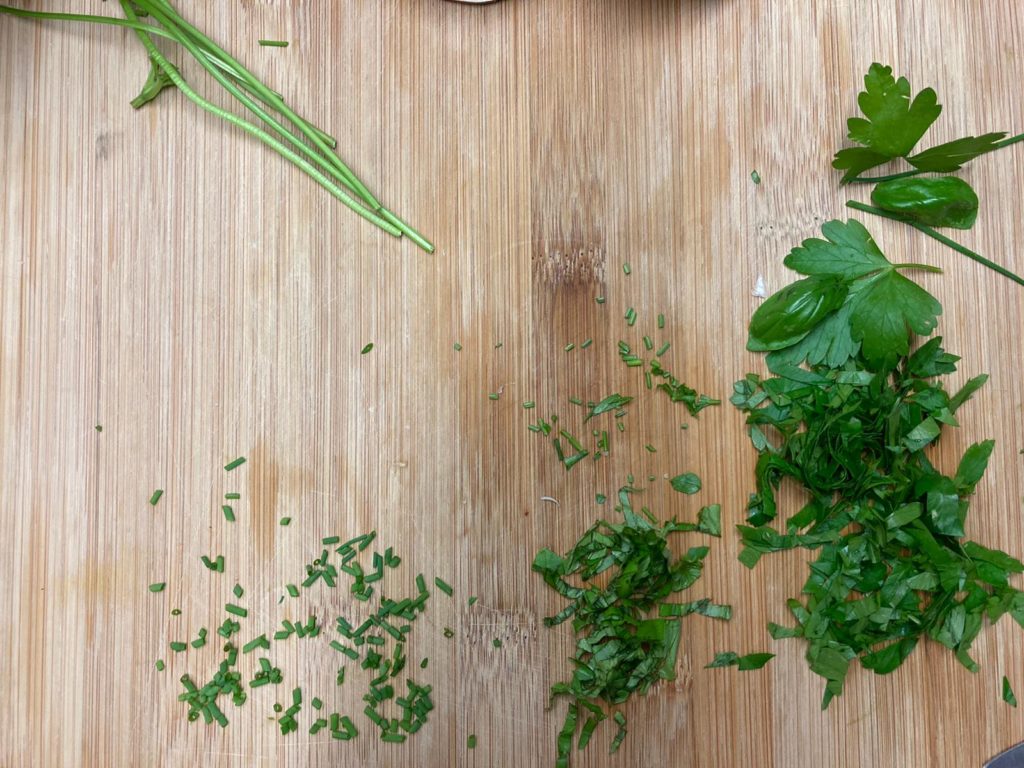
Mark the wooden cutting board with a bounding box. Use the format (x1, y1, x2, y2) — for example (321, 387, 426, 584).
(2, 2, 1024, 766)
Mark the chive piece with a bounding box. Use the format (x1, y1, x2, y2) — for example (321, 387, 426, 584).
(643, 335, 653, 351)
(645, 371, 653, 390)
(623, 263, 631, 275)
(225, 603, 248, 618)
(580, 338, 593, 349)
(751, 169, 762, 184)
(488, 393, 500, 401)
(215, 555, 225, 573)
(95, 425, 102, 432)
(564, 343, 575, 352)
(170, 641, 187, 652)
(224, 492, 241, 500)
(434, 577, 454, 597)
(149, 489, 164, 506)
(624, 308, 636, 326)
(420, 657, 428, 669)
(596, 493, 607, 504)
(242, 634, 270, 654)
(492, 638, 502, 648)
(258, 38, 289, 47)
(361, 343, 374, 354)
(658, 313, 665, 329)
(286, 584, 299, 597)
(468, 734, 477, 749)
(656, 341, 671, 357)
(155, 659, 165, 671)
(443, 627, 454, 639)
(468, 596, 478, 606)
(381, 732, 407, 743)
(595, 296, 606, 304)
(171, 608, 181, 616)
(233, 584, 244, 599)
(1005, 676, 1019, 708)
(322, 535, 341, 545)
(453, 342, 462, 351)
(522, 401, 536, 409)
(312, 697, 322, 710)
(494, 341, 503, 349)
(222, 505, 236, 522)
(148, 582, 166, 593)
(645, 444, 656, 453)
(568, 396, 583, 407)
(224, 457, 247, 471)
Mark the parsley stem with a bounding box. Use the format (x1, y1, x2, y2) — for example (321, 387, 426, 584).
(847, 168, 924, 185)
(847, 201, 1024, 287)
(993, 131, 1024, 150)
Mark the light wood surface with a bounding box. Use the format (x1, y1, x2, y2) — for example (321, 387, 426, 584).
(3, 2, 1024, 766)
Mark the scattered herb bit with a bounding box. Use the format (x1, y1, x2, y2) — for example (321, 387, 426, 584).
(622, 263, 631, 275)
(149, 582, 166, 593)
(453, 342, 462, 352)
(467, 734, 477, 749)
(522, 401, 536, 409)
(669, 473, 701, 495)
(467, 596, 478, 606)
(280, 517, 291, 526)
(434, 577, 453, 597)
(443, 627, 454, 639)
(1004, 676, 1018, 708)
(225, 603, 248, 618)
(95, 425, 103, 432)
(233, 584, 244, 599)
(488, 392, 500, 401)
(596, 494, 606, 505)
(361, 343, 374, 355)
(222, 505, 236, 522)
(585, 394, 633, 422)
(171, 608, 181, 616)
(624, 307, 637, 327)
(644, 444, 656, 453)
(169, 641, 188, 653)
(155, 659, 165, 671)
(649, 360, 719, 415)
(706, 651, 774, 671)
(655, 341, 671, 357)
(149, 489, 164, 506)
(492, 638, 502, 649)
(225, 492, 241, 500)
(258, 39, 288, 47)
(751, 170, 761, 185)
(595, 296, 606, 304)
(564, 343, 575, 352)
(580, 338, 593, 349)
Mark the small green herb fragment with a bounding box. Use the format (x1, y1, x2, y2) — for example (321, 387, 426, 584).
(751, 170, 761, 185)
(149, 582, 166, 593)
(361, 343, 374, 354)
(1004, 676, 1018, 708)
(669, 473, 701, 495)
(258, 39, 288, 47)
(706, 651, 774, 671)
(149, 489, 164, 506)
(224, 457, 246, 471)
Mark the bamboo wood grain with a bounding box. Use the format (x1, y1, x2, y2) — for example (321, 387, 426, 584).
(2, 1, 1024, 766)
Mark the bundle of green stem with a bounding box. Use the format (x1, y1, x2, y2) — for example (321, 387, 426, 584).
(1, 0, 434, 252)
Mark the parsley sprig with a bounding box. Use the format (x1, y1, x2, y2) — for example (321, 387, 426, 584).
(833, 63, 1024, 286)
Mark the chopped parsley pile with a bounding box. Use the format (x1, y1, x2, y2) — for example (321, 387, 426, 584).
(735, 218, 1024, 708)
(534, 485, 728, 766)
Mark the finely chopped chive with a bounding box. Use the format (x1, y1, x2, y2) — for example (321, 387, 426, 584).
(645, 444, 656, 453)
(149, 489, 164, 506)
(233, 584, 244, 598)
(751, 169, 761, 184)
(595, 296, 606, 304)
(580, 338, 593, 349)
(468, 734, 477, 749)
(522, 401, 536, 409)
(625, 308, 637, 326)
(443, 627, 454, 639)
(434, 577, 454, 597)
(568, 396, 583, 406)
(155, 659, 165, 671)
(222, 505, 235, 522)
(656, 341, 671, 357)
(453, 342, 462, 351)
(658, 313, 665, 329)
(225, 603, 248, 618)
(420, 657, 429, 669)
(286, 584, 299, 597)
(242, 634, 270, 653)
(95, 425, 102, 432)
(623, 263, 631, 275)
(643, 336, 653, 351)
(171, 608, 181, 616)
(468, 596, 478, 606)
(361, 343, 374, 354)
(224, 492, 241, 500)
(495, 341, 503, 349)
(258, 39, 288, 47)
(149, 582, 166, 593)
(488, 392, 500, 401)
(224, 457, 247, 471)
(492, 638, 502, 648)
(564, 343, 575, 352)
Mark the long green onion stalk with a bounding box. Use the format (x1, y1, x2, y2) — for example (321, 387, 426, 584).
(1, 0, 434, 252)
